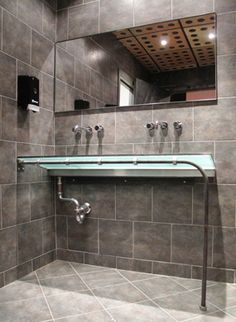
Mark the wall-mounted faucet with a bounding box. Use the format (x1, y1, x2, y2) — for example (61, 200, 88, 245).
(159, 121, 168, 130)
(57, 177, 91, 224)
(173, 121, 183, 135)
(144, 121, 158, 131)
(94, 124, 104, 139)
(94, 124, 104, 133)
(72, 124, 93, 136)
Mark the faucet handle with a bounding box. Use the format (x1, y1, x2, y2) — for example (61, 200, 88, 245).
(72, 124, 81, 135)
(85, 126, 93, 135)
(160, 121, 168, 130)
(144, 121, 158, 130)
(173, 121, 183, 130)
(94, 124, 104, 132)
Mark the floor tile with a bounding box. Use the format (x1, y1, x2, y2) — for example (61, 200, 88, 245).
(0, 296, 52, 322)
(39, 274, 88, 296)
(71, 262, 110, 274)
(80, 269, 127, 289)
(186, 310, 236, 321)
(36, 260, 75, 279)
(223, 305, 236, 319)
(54, 310, 113, 321)
(170, 277, 216, 290)
(1, 260, 236, 322)
(46, 289, 104, 319)
(20, 271, 37, 281)
(0, 279, 42, 303)
(133, 276, 186, 299)
(118, 270, 156, 282)
(193, 283, 236, 309)
(155, 290, 218, 321)
(93, 282, 148, 309)
(108, 300, 176, 322)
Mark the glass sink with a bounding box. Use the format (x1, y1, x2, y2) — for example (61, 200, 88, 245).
(17, 154, 215, 178)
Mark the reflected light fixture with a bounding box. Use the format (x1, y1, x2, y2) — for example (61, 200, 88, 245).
(160, 39, 168, 46)
(208, 32, 215, 40)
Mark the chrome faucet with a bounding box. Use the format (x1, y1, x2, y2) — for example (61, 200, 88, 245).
(173, 121, 183, 131)
(94, 124, 104, 133)
(173, 121, 183, 135)
(144, 121, 158, 130)
(159, 121, 168, 130)
(72, 124, 93, 136)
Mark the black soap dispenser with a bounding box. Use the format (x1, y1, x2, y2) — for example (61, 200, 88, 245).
(18, 75, 40, 112)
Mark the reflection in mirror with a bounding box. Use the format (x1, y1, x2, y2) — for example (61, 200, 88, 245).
(55, 13, 216, 112)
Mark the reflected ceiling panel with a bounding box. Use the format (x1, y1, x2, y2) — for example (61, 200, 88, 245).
(113, 13, 215, 73)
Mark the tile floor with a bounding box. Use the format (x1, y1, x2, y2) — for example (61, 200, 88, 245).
(0, 260, 236, 321)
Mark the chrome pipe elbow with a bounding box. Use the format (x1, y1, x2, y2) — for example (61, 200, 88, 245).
(57, 177, 91, 224)
(75, 202, 92, 224)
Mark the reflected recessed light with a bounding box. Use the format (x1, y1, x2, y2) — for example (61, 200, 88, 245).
(160, 39, 168, 46)
(208, 32, 215, 39)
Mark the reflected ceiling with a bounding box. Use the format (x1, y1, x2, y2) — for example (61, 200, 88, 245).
(113, 13, 215, 73)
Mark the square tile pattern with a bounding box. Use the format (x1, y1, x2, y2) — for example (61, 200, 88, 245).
(0, 260, 236, 321)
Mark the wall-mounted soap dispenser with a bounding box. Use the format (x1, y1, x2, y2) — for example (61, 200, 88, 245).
(18, 76, 40, 113)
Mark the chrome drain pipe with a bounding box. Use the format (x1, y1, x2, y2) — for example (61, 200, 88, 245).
(57, 177, 91, 224)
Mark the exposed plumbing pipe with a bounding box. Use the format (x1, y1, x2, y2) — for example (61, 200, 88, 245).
(57, 177, 91, 224)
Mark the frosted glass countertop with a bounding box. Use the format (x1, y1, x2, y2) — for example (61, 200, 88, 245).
(17, 154, 215, 178)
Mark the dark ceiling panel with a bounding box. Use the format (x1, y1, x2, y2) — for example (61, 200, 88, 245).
(113, 13, 215, 73)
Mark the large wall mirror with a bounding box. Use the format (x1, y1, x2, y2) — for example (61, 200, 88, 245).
(55, 13, 216, 112)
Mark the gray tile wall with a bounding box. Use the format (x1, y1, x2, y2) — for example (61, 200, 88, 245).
(55, 34, 148, 112)
(54, 0, 236, 283)
(55, 38, 118, 111)
(0, 0, 56, 286)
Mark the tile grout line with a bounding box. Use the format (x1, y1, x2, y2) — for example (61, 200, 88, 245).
(0, 185, 2, 230)
(191, 185, 194, 224)
(35, 270, 55, 322)
(30, 28, 32, 66)
(211, 226, 214, 267)
(220, 309, 236, 321)
(1, 7, 3, 51)
(66, 8, 69, 40)
(170, 223, 173, 262)
(114, 184, 117, 220)
(192, 106, 195, 142)
(132, 0, 135, 26)
(98, 0, 100, 34)
(151, 185, 154, 222)
(66, 214, 68, 249)
(170, 0, 173, 20)
(235, 198, 236, 230)
(68, 262, 116, 321)
(97, 218, 100, 255)
(116, 270, 179, 322)
(132, 221, 134, 258)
